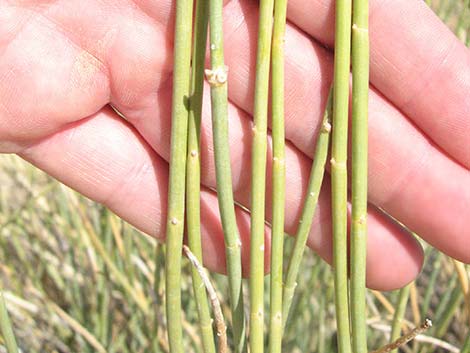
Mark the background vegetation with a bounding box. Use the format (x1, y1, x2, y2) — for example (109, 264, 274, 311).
(0, 0, 469, 352)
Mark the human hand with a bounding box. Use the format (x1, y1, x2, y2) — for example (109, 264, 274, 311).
(1, 0, 468, 290)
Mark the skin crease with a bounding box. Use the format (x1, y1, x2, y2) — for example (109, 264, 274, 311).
(0, 0, 469, 290)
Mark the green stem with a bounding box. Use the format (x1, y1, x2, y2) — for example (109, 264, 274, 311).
(462, 333, 470, 353)
(435, 284, 463, 338)
(350, 0, 369, 352)
(186, 2, 216, 353)
(152, 243, 164, 353)
(433, 273, 457, 323)
(456, 0, 470, 34)
(389, 284, 410, 353)
(165, 0, 194, 350)
(207, 0, 246, 351)
(268, 0, 287, 351)
(420, 252, 442, 318)
(318, 291, 326, 353)
(331, 0, 353, 352)
(250, 0, 275, 352)
(0, 292, 19, 353)
(282, 89, 333, 329)
(437, 0, 447, 16)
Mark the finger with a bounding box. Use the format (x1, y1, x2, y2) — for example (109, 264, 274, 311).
(17, 107, 269, 276)
(86, 0, 461, 266)
(123, 75, 423, 290)
(0, 1, 171, 152)
(284, 0, 470, 167)
(18, 104, 417, 290)
(218, 0, 470, 263)
(0, 2, 110, 151)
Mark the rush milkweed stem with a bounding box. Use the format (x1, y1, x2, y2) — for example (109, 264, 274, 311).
(282, 89, 332, 330)
(186, 1, 216, 352)
(207, 0, 246, 350)
(268, 0, 288, 350)
(350, 0, 370, 351)
(250, 0, 275, 352)
(165, 0, 194, 350)
(331, 0, 353, 352)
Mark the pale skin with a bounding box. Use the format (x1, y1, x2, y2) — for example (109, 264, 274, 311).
(0, 0, 469, 291)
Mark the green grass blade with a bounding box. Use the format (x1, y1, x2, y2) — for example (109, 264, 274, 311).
(0, 292, 19, 353)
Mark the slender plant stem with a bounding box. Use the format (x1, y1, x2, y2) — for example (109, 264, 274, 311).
(389, 284, 411, 353)
(331, 0, 353, 352)
(50, 302, 107, 353)
(78, 204, 149, 312)
(0, 292, 19, 353)
(207, 0, 246, 351)
(409, 283, 421, 326)
(183, 246, 228, 353)
(420, 252, 442, 317)
(165, 0, 194, 350)
(152, 243, 164, 353)
(268, 0, 287, 351)
(282, 89, 333, 329)
(186, 2, 216, 353)
(462, 333, 470, 353)
(453, 260, 470, 324)
(350, 1, 369, 351)
(434, 273, 457, 323)
(250, 0, 275, 352)
(437, 0, 447, 17)
(318, 291, 326, 353)
(456, 0, 470, 34)
(372, 319, 432, 353)
(435, 285, 463, 338)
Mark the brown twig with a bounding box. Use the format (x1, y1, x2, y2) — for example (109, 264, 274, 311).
(183, 245, 228, 353)
(370, 319, 432, 353)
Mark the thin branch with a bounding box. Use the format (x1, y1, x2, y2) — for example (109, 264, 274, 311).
(370, 319, 432, 353)
(183, 245, 229, 353)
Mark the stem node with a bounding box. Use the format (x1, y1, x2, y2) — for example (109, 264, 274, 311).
(205, 66, 228, 86)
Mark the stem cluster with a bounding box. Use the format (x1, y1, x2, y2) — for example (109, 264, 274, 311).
(164, 0, 370, 352)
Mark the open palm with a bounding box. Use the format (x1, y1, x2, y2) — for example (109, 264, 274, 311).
(1, 0, 469, 290)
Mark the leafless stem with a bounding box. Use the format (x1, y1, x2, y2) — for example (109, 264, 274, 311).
(183, 245, 228, 353)
(370, 319, 432, 353)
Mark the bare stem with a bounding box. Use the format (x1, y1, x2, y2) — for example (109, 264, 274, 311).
(389, 284, 411, 353)
(282, 89, 333, 329)
(0, 292, 19, 353)
(165, 0, 194, 350)
(452, 260, 470, 325)
(184, 246, 229, 353)
(250, 0, 275, 352)
(207, 0, 246, 350)
(462, 333, 470, 353)
(186, 1, 216, 352)
(268, 0, 288, 350)
(350, 0, 369, 350)
(331, 0, 353, 352)
(370, 319, 432, 353)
